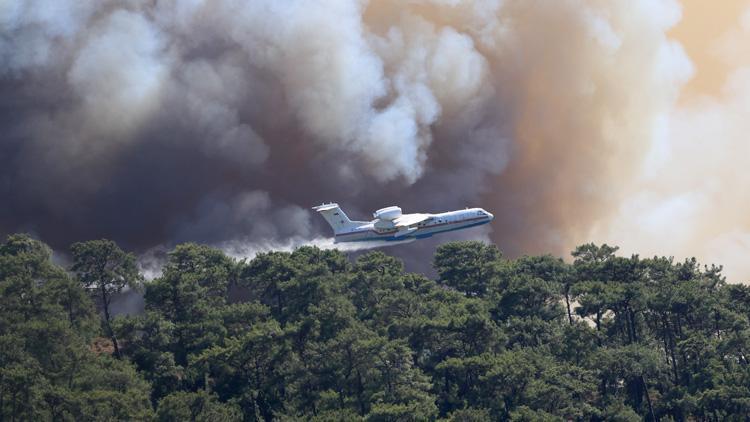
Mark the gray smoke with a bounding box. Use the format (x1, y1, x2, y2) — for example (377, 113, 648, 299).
(1, 0, 703, 275)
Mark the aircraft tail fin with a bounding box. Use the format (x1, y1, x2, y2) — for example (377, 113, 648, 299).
(312, 203, 364, 235)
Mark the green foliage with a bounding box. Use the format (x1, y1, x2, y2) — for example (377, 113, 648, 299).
(3, 236, 750, 420)
(71, 239, 142, 358)
(434, 241, 500, 296)
(0, 235, 152, 421)
(156, 391, 241, 421)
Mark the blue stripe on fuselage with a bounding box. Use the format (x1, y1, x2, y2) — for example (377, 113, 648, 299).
(338, 219, 491, 242)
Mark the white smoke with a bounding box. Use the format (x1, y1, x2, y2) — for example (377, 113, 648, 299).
(137, 245, 169, 281)
(68, 10, 167, 138)
(0, 0, 95, 72)
(220, 236, 417, 262)
(137, 236, 417, 281)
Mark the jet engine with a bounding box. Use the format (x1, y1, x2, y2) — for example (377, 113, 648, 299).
(373, 206, 402, 221)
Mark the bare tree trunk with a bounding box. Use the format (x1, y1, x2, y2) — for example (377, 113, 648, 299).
(101, 283, 121, 358)
(642, 376, 657, 421)
(564, 286, 573, 325)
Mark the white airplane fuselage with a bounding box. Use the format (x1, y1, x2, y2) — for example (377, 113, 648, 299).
(313, 203, 494, 243)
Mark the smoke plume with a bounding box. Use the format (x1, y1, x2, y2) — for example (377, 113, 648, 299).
(1, 0, 748, 281)
(588, 5, 750, 283)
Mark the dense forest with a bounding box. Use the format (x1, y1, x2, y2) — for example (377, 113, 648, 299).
(1, 233, 750, 421)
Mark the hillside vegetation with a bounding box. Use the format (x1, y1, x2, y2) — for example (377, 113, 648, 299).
(1, 234, 750, 421)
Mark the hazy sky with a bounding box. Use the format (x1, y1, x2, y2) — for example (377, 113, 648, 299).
(671, 0, 747, 99)
(580, 0, 750, 282)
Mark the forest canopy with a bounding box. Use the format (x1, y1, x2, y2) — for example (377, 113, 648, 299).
(1, 233, 749, 421)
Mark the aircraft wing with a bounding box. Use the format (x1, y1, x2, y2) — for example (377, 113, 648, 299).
(392, 213, 431, 228)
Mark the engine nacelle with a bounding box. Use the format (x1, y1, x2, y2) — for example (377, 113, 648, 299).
(373, 206, 402, 221)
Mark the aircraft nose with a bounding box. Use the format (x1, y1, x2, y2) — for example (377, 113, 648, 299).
(486, 211, 494, 220)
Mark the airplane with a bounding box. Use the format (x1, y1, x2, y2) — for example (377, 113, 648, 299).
(313, 203, 494, 243)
